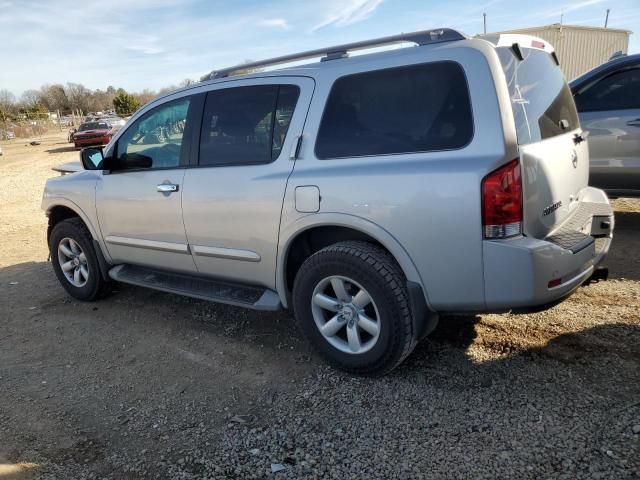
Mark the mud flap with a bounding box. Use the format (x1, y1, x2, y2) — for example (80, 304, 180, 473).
(407, 281, 439, 341)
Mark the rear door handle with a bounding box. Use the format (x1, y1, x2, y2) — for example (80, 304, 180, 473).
(626, 118, 640, 127)
(157, 183, 179, 193)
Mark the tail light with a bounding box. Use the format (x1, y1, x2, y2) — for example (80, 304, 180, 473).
(482, 159, 522, 239)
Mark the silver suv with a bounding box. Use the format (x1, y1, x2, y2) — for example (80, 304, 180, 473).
(42, 29, 614, 374)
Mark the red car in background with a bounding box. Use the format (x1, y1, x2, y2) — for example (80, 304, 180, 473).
(72, 121, 114, 148)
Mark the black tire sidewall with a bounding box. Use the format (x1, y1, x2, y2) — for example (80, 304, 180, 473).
(49, 220, 103, 301)
(293, 250, 407, 372)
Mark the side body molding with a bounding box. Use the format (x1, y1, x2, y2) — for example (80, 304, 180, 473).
(276, 213, 429, 309)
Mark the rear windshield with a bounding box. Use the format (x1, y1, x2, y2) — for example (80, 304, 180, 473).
(497, 47, 579, 145)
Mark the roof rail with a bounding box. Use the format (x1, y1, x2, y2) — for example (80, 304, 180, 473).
(204, 28, 467, 80)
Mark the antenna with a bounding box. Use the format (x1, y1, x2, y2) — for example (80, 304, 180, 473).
(604, 8, 610, 28)
(483, 13, 487, 34)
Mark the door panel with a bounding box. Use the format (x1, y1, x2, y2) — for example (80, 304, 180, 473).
(96, 95, 199, 273)
(182, 77, 314, 288)
(97, 169, 196, 272)
(581, 109, 640, 191)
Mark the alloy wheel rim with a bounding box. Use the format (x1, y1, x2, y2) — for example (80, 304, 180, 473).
(57, 237, 89, 287)
(311, 275, 381, 354)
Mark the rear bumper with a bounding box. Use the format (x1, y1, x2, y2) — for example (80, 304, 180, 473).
(483, 191, 613, 312)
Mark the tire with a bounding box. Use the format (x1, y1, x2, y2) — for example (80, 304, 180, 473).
(292, 241, 416, 375)
(49, 218, 111, 301)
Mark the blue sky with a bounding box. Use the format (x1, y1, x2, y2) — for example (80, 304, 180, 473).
(1, 0, 638, 97)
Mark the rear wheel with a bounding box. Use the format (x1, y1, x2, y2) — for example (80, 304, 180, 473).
(49, 218, 111, 301)
(292, 241, 416, 375)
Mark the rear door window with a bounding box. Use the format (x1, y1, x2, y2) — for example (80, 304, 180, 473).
(497, 47, 579, 144)
(199, 84, 300, 166)
(315, 61, 473, 159)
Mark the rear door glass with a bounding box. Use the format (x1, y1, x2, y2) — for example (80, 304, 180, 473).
(199, 84, 300, 166)
(315, 61, 473, 159)
(497, 47, 579, 144)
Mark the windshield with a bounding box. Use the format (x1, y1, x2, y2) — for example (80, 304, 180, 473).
(497, 47, 579, 145)
(79, 122, 109, 131)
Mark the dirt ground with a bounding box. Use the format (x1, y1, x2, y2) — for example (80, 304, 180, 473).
(0, 131, 639, 479)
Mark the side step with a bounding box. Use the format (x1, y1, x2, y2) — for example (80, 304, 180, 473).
(108, 264, 282, 311)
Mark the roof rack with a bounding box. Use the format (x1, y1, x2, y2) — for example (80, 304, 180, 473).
(204, 28, 467, 80)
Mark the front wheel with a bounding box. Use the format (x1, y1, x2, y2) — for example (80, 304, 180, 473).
(292, 241, 416, 375)
(49, 218, 111, 301)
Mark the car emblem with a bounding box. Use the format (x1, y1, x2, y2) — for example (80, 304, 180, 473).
(571, 150, 578, 169)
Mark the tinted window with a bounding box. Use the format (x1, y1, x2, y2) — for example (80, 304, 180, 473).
(315, 62, 473, 159)
(199, 85, 300, 166)
(80, 122, 110, 131)
(575, 68, 640, 111)
(497, 47, 579, 144)
(115, 98, 190, 170)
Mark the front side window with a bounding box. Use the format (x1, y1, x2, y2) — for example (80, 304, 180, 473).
(115, 98, 190, 170)
(199, 84, 300, 167)
(574, 68, 640, 112)
(315, 61, 473, 159)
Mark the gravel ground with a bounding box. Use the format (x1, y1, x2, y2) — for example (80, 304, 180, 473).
(0, 131, 638, 479)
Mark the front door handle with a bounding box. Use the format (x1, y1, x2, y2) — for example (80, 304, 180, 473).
(626, 118, 640, 127)
(157, 183, 179, 193)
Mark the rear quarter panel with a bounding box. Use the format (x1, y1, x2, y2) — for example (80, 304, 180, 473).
(282, 40, 517, 310)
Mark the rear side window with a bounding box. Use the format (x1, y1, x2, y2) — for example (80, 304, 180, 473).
(574, 68, 640, 111)
(315, 61, 473, 159)
(199, 84, 300, 166)
(497, 47, 579, 144)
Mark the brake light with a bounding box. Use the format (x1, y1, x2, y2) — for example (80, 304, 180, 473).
(482, 159, 523, 239)
(531, 40, 545, 49)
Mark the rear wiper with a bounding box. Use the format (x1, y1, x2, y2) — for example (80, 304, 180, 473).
(511, 43, 524, 61)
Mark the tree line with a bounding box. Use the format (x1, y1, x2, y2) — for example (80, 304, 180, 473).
(0, 79, 197, 122)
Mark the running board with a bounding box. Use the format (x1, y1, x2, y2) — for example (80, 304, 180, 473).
(108, 264, 282, 311)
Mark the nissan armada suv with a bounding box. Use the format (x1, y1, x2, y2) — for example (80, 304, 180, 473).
(43, 29, 614, 374)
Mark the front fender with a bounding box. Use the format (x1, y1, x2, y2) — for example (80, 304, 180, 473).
(42, 197, 112, 264)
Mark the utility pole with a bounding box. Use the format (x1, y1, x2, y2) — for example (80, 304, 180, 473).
(604, 8, 610, 28)
(483, 12, 487, 35)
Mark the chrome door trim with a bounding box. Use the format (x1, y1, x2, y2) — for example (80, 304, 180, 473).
(105, 235, 190, 254)
(190, 245, 261, 262)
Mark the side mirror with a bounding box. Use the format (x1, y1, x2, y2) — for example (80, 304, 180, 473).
(80, 147, 104, 170)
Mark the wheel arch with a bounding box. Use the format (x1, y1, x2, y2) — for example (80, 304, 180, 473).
(276, 213, 429, 309)
(46, 200, 99, 243)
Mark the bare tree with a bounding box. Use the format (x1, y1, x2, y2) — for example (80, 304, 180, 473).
(40, 84, 69, 113)
(20, 89, 41, 109)
(0, 89, 17, 121)
(0, 89, 16, 109)
(65, 83, 91, 113)
(133, 89, 157, 106)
